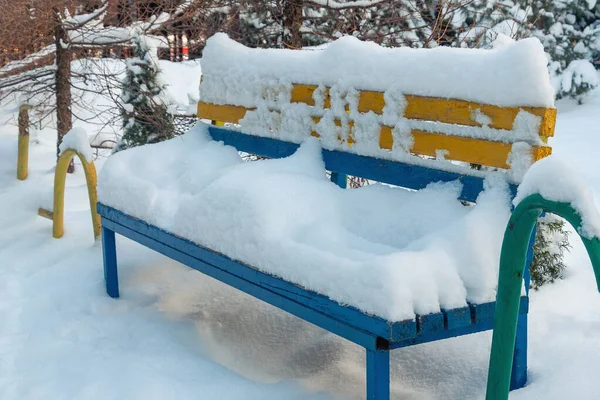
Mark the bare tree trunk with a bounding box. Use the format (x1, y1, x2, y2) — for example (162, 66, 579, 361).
(283, 0, 303, 49)
(54, 17, 74, 173)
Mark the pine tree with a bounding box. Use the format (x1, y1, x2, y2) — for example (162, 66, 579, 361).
(116, 32, 175, 152)
(530, 215, 571, 289)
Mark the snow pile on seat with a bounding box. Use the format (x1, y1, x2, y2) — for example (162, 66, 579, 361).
(515, 156, 600, 239)
(99, 123, 512, 321)
(200, 33, 554, 108)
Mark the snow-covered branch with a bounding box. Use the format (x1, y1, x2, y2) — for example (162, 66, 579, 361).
(0, 45, 56, 77)
(66, 12, 170, 48)
(62, 2, 109, 31)
(67, 26, 168, 49)
(306, 0, 388, 9)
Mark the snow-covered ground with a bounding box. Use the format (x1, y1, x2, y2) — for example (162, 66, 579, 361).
(1, 63, 600, 399)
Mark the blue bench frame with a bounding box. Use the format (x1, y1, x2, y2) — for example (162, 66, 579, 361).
(98, 125, 533, 399)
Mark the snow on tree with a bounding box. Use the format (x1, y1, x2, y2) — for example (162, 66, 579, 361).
(196, 1, 599, 101)
(197, 0, 458, 49)
(554, 58, 600, 100)
(537, 0, 600, 101)
(116, 31, 175, 152)
(454, 0, 600, 101)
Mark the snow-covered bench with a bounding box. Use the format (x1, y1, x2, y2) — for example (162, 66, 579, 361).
(97, 34, 557, 399)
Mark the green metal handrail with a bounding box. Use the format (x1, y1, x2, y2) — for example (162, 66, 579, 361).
(486, 193, 600, 400)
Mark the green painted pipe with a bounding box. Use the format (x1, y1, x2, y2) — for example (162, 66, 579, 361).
(486, 194, 600, 400)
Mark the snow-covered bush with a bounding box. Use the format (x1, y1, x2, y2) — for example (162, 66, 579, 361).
(552, 59, 600, 102)
(116, 32, 174, 152)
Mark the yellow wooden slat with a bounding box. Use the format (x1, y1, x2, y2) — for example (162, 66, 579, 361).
(291, 85, 331, 108)
(405, 97, 556, 137)
(290, 85, 556, 138)
(198, 102, 248, 124)
(532, 145, 553, 161)
(534, 108, 557, 138)
(377, 126, 551, 169)
(291, 85, 315, 105)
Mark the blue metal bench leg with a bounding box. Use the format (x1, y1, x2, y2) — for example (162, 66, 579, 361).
(510, 312, 528, 390)
(366, 341, 390, 400)
(102, 225, 120, 298)
(330, 172, 347, 189)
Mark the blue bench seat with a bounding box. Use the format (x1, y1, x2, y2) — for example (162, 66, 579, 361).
(98, 125, 534, 400)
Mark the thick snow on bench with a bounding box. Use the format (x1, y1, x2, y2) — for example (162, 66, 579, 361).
(200, 33, 554, 108)
(99, 123, 512, 321)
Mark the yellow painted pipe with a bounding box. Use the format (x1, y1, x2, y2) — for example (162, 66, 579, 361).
(17, 134, 29, 180)
(17, 104, 31, 180)
(52, 149, 101, 239)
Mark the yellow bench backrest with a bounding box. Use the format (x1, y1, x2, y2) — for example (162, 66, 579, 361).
(198, 84, 555, 171)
